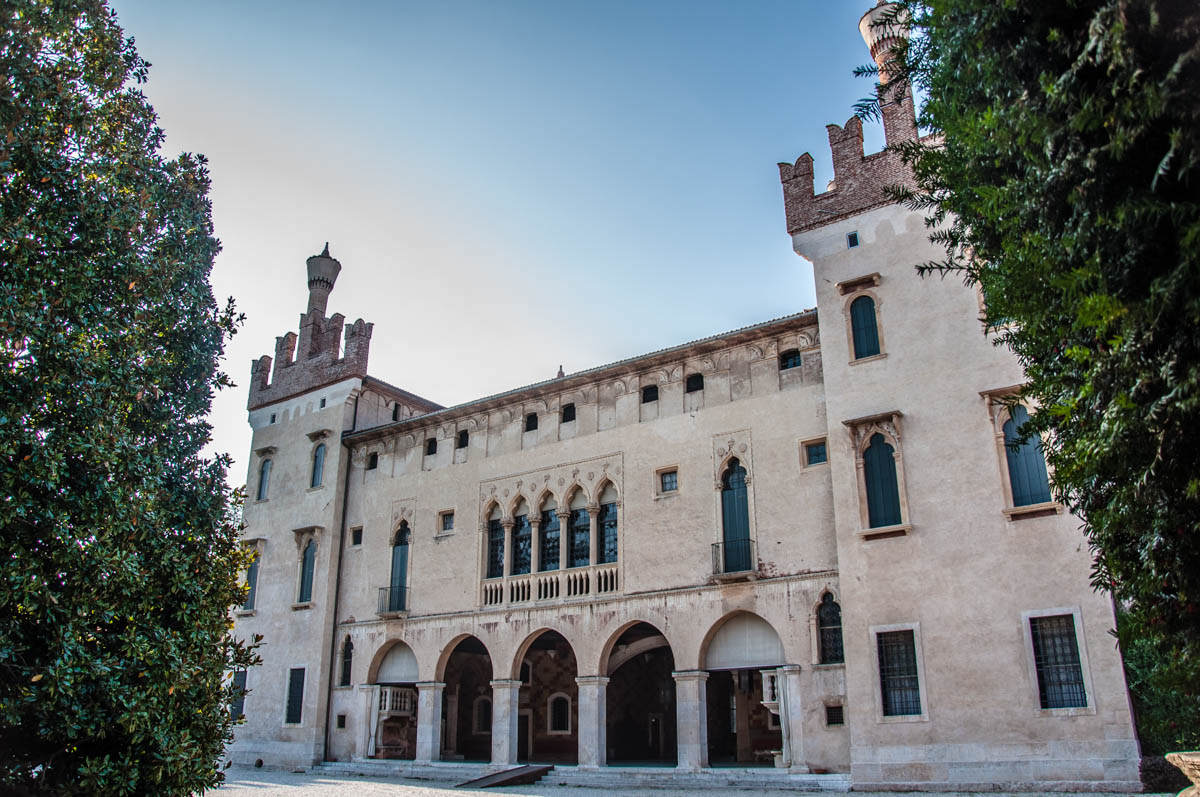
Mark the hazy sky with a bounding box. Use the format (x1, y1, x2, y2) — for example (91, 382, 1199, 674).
(108, 1, 888, 487)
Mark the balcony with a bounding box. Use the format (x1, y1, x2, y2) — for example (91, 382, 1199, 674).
(711, 539, 756, 581)
(481, 562, 620, 608)
(377, 585, 411, 617)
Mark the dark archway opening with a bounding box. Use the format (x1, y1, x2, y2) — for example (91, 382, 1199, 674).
(606, 623, 677, 766)
(518, 630, 578, 764)
(441, 636, 493, 762)
(705, 670, 782, 767)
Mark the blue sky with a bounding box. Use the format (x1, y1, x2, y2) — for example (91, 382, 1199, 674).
(108, 1, 888, 486)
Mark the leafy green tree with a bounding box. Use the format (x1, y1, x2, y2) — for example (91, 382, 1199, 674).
(0, 1, 257, 792)
(860, 0, 1199, 751)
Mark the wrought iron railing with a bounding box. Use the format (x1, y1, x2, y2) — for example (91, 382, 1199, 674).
(377, 585, 410, 614)
(711, 539, 756, 575)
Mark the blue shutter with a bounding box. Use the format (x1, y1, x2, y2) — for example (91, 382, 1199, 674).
(311, 444, 325, 488)
(389, 525, 409, 611)
(850, 296, 881, 359)
(298, 540, 316, 603)
(721, 460, 751, 571)
(863, 433, 902, 527)
(1003, 405, 1052, 506)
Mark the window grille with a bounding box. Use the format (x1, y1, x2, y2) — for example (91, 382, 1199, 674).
(512, 514, 532, 575)
(285, 668, 305, 724)
(685, 373, 704, 393)
(539, 510, 560, 571)
(806, 441, 827, 466)
(850, 295, 881, 358)
(1004, 405, 1052, 506)
(561, 403, 576, 423)
(877, 630, 921, 716)
(779, 349, 802, 370)
(825, 704, 844, 725)
(1030, 615, 1087, 709)
(486, 519, 504, 579)
(818, 593, 844, 664)
(641, 385, 658, 403)
(231, 670, 247, 720)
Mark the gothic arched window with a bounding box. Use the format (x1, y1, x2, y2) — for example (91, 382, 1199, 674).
(539, 504, 560, 572)
(256, 459, 271, 501)
(597, 484, 618, 564)
(388, 522, 410, 611)
(818, 593, 844, 665)
(297, 539, 316, 603)
(486, 506, 504, 579)
(863, 433, 902, 527)
(310, 444, 326, 489)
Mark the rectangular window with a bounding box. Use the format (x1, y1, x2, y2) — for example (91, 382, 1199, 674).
(336, 714, 346, 729)
(846, 231, 860, 248)
(243, 553, 258, 610)
(350, 527, 363, 546)
(561, 403, 576, 423)
(805, 441, 827, 466)
(425, 438, 437, 456)
(825, 704, 844, 726)
(641, 385, 658, 403)
(525, 413, 538, 432)
(285, 668, 305, 725)
(231, 670, 247, 720)
(441, 512, 454, 532)
(319, 398, 326, 408)
(660, 470, 678, 492)
(366, 452, 378, 470)
(1030, 615, 1088, 709)
(269, 413, 276, 424)
(877, 630, 921, 716)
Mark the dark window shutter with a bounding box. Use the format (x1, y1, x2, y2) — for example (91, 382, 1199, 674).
(850, 296, 881, 359)
(231, 670, 248, 720)
(1003, 405, 1052, 506)
(721, 459, 751, 571)
(311, 444, 325, 488)
(298, 540, 316, 603)
(863, 433, 902, 527)
(285, 668, 305, 724)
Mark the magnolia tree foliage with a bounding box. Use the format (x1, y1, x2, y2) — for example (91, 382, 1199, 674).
(0, 1, 257, 793)
(862, 0, 1200, 748)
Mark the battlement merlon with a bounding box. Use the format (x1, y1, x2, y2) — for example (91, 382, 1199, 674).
(246, 244, 375, 411)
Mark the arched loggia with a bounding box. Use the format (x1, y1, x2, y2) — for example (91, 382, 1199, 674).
(603, 622, 677, 765)
(700, 612, 785, 767)
(439, 636, 494, 762)
(512, 629, 579, 764)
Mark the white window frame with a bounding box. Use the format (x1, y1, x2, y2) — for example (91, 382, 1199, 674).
(869, 621, 929, 723)
(1021, 606, 1097, 717)
(546, 692, 572, 735)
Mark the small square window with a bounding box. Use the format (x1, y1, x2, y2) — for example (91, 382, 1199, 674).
(319, 398, 326, 409)
(561, 403, 576, 423)
(336, 714, 346, 729)
(642, 385, 658, 403)
(805, 441, 827, 466)
(685, 373, 704, 393)
(441, 512, 454, 532)
(846, 231, 860, 248)
(350, 527, 363, 546)
(456, 430, 469, 449)
(525, 413, 539, 432)
(825, 704, 844, 726)
(425, 438, 437, 456)
(779, 349, 802, 370)
(660, 470, 678, 492)
(269, 413, 277, 424)
(366, 452, 378, 471)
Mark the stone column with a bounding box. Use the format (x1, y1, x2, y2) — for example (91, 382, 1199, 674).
(576, 675, 610, 769)
(490, 679, 522, 766)
(673, 670, 709, 771)
(780, 665, 809, 773)
(557, 510, 570, 571)
(586, 504, 599, 570)
(414, 681, 445, 764)
(502, 520, 515, 579)
(530, 517, 541, 573)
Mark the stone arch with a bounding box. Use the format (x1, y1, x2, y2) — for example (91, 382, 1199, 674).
(602, 621, 678, 764)
(535, 488, 558, 513)
(435, 633, 495, 682)
(510, 626, 581, 680)
(510, 627, 580, 764)
(699, 610, 786, 671)
(598, 620, 674, 677)
(593, 477, 620, 505)
(480, 498, 502, 525)
(367, 639, 420, 684)
(565, 483, 588, 510)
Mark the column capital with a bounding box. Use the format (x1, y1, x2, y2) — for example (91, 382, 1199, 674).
(575, 675, 611, 687)
(672, 669, 710, 682)
(556, 509, 571, 520)
(501, 519, 515, 531)
(586, 503, 599, 515)
(415, 680, 446, 690)
(490, 678, 523, 689)
(779, 664, 802, 674)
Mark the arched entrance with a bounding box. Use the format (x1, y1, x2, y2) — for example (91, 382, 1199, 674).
(605, 622, 677, 765)
(368, 641, 419, 760)
(702, 612, 784, 766)
(439, 636, 493, 762)
(513, 629, 578, 764)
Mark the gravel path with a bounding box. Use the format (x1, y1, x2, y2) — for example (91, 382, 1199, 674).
(215, 767, 1157, 796)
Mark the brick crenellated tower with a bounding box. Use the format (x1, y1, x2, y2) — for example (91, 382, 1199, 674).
(248, 245, 374, 410)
